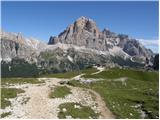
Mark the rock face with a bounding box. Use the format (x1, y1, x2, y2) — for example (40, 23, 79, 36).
(1, 30, 48, 77)
(1, 30, 47, 62)
(37, 46, 112, 73)
(123, 39, 153, 57)
(153, 54, 159, 70)
(49, 16, 153, 58)
(48, 36, 59, 45)
(37, 45, 144, 73)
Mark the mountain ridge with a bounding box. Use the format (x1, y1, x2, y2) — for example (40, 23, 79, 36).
(48, 16, 153, 59)
(1, 16, 157, 76)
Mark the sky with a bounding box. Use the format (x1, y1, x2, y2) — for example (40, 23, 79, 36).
(1, 1, 159, 53)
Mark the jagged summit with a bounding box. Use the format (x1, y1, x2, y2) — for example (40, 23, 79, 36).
(76, 16, 98, 26)
(76, 16, 88, 21)
(77, 16, 95, 22)
(48, 16, 153, 59)
(1, 30, 26, 44)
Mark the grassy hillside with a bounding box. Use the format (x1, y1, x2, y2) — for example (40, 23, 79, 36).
(68, 68, 159, 119)
(1, 78, 44, 86)
(40, 68, 98, 78)
(1, 88, 25, 109)
(58, 102, 99, 119)
(1, 67, 158, 119)
(49, 86, 71, 98)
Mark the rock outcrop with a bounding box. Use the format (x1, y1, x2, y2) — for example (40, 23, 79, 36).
(49, 16, 153, 59)
(153, 54, 159, 70)
(0, 30, 47, 62)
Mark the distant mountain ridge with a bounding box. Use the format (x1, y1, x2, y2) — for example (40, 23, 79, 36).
(48, 16, 153, 59)
(0, 17, 157, 77)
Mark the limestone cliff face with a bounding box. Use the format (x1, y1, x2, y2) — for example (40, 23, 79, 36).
(0, 30, 46, 63)
(153, 54, 159, 70)
(50, 16, 107, 50)
(49, 16, 153, 58)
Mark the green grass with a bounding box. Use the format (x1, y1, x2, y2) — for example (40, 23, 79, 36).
(83, 68, 158, 81)
(41, 71, 80, 78)
(58, 102, 99, 119)
(1, 78, 44, 86)
(49, 86, 71, 98)
(81, 68, 98, 75)
(1, 112, 11, 118)
(68, 68, 159, 119)
(1, 88, 25, 109)
(40, 68, 98, 78)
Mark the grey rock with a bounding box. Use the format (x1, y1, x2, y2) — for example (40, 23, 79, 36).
(48, 36, 59, 44)
(48, 16, 154, 59)
(1, 30, 47, 63)
(153, 54, 159, 70)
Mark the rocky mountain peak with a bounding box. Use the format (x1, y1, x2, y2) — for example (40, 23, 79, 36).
(1, 30, 26, 44)
(49, 17, 101, 45)
(74, 16, 100, 35)
(48, 17, 154, 59)
(102, 28, 112, 35)
(76, 16, 95, 24)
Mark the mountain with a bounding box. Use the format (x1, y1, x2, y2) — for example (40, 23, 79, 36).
(48, 16, 153, 59)
(1, 30, 47, 62)
(1, 17, 156, 77)
(0, 30, 47, 77)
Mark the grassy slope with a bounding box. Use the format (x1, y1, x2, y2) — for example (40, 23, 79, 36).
(1, 88, 25, 109)
(49, 86, 71, 98)
(40, 68, 98, 78)
(1, 112, 11, 118)
(68, 68, 159, 119)
(58, 102, 99, 119)
(1, 68, 158, 119)
(1, 78, 44, 86)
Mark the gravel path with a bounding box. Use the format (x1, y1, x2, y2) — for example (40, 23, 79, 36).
(1, 76, 114, 119)
(92, 66, 105, 75)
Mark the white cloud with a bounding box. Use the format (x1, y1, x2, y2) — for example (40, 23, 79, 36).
(137, 39, 159, 46)
(137, 39, 159, 53)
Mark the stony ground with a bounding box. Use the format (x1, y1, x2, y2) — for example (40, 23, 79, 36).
(1, 68, 115, 119)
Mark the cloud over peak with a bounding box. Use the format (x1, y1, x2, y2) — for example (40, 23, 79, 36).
(137, 39, 159, 53)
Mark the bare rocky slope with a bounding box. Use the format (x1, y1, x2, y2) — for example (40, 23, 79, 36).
(1, 17, 156, 76)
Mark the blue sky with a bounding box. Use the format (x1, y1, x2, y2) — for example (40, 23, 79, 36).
(1, 1, 159, 52)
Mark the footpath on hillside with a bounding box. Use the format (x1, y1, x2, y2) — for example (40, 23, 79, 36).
(1, 67, 114, 119)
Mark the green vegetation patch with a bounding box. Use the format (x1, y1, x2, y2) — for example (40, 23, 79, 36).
(81, 68, 98, 75)
(1, 112, 11, 118)
(41, 68, 98, 78)
(1, 78, 44, 86)
(1, 88, 25, 109)
(67, 68, 159, 119)
(49, 86, 71, 98)
(83, 68, 158, 81)
(58, 102, 99, 119)
(41, 71, 80, 78)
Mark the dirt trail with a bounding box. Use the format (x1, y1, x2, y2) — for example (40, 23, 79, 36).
(92, 66, 105, 75)
(87, 89, 115, 118)
(24, 85, 55, 118)
(1, 76, 114, 119)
